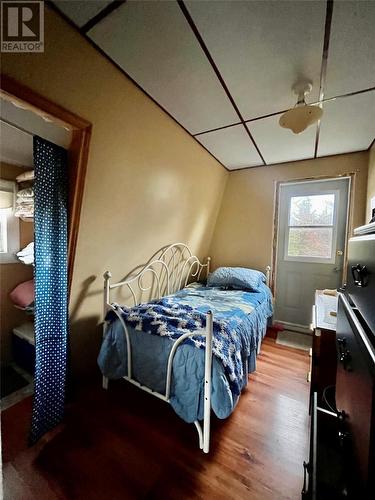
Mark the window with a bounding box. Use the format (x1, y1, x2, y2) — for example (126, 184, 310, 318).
(285, 193, 337, 262)
(0, 179, 20, 263)
(0, 208, 10, 253)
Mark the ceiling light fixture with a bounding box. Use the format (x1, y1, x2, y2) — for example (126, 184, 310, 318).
(279, 82, 323, 134)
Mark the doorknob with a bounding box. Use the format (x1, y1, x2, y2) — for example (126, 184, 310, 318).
(336, 250, 343, 256)
(333, 266, 342, 272)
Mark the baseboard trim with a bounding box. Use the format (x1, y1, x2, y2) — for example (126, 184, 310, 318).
(274, 320, 312, 335)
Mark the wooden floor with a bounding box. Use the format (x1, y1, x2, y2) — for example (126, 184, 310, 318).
(2, 338, 310, 500)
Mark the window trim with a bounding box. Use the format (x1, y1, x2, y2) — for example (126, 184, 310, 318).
(0, 209, 8, 253)
(283, 190, 340, 264)
(0, 180, 20, 264)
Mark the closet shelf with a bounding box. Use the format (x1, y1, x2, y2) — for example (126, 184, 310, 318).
(14, 304, 34, 315)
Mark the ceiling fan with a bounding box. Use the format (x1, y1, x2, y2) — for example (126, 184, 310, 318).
(279, 82, 323, 134)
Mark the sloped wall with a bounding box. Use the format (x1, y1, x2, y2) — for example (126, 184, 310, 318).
(366, 146, 375, 222)
(2, 6, 228, 376)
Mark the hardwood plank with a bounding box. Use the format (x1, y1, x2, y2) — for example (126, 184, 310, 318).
(2, 339, 309, 499)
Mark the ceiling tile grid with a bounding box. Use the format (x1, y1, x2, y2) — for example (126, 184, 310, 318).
(325, 0, 375, 98)
(54, 0, 113, 28)
(185, 0, 326, 121)
(317, 91, 375, 158)
(87, 1, 239, 134)
(51, 0, 375, 169)
(247, 114, 316, 165)
(196, 125, 262, 170)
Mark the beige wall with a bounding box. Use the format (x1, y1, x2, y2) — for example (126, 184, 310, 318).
(0, 163, 34, 366)
(209, 152, 369, 272)
(366, 146, 375, 222)
(2, 7, 228, 376)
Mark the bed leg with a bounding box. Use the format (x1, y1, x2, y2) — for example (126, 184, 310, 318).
(103, 273, 112, 391)
(194, 420, 203, 449)
(203, 311, 213, 453)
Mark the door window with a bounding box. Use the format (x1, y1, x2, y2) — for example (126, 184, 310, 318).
(285, 193, 337, 262)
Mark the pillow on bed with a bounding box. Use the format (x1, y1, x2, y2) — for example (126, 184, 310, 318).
(207, 267, 266, 291)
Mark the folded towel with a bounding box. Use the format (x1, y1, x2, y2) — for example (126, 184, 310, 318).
(16, 196, 34, 203)
(15, 207, 34, 218)
(17, 242, 34, 257)
(17, 187, 34, 198)
(18, 254, 34, 265)
(15, 199, 34, 217)
(17, 242, 34, 264)
(16, 170, 34, 183)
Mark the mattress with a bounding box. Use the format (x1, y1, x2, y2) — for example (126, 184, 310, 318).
(98, 282, 273, 422)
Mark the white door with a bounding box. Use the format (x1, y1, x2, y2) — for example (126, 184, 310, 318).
(274, 178, 349, 330)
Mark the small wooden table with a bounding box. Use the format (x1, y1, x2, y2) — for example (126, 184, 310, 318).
(309, 290, 338, 409)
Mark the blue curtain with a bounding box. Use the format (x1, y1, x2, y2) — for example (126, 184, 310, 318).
(30, 136, 68, 444)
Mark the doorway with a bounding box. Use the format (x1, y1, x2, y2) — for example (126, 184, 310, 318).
(0, 76, 91, 453)
(274, 177, 350, 331)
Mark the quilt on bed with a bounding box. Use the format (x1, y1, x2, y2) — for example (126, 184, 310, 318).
(98, 283, 273, 422)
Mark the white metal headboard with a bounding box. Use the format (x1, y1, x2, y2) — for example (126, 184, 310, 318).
(103, 243, 211, 311)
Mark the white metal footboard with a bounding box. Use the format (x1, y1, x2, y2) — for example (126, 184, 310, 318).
(102, 294, 213, 453)
(102, 243, 213, 453)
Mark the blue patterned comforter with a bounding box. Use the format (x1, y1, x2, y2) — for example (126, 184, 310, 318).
(98, 283, 273, 422)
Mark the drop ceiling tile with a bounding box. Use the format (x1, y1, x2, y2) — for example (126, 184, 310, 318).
(53, 1, 113, 28)
(87, 1, 239, 134)
(325, 1, 375, 98)
(196, 125, 263, 170)
(247, 114, 316, 165)
(318, 92, 375, 157)
(186, 0, 326, 120)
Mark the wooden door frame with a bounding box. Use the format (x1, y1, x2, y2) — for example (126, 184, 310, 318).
(271, 173, 355, 303)
(0, 74, 92, 290)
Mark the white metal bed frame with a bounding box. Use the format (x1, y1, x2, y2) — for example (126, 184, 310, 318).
(102, 243, 271, 453)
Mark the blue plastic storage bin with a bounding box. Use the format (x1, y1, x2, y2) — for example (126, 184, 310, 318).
(12, 322, 35, 374)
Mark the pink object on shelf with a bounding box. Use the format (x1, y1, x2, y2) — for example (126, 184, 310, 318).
(9, 279, 35, 308)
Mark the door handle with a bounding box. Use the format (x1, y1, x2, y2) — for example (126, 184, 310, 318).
(351, 264, 368, 287)
(333, 266, 342, 272)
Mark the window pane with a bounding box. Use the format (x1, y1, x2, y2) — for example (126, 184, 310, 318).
(0, 214, 7, 253)
(289, 194, 335, 226)
(288, 227, 333, 259)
